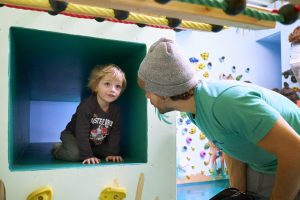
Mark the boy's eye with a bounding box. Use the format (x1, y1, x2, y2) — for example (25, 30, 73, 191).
(104, 82, 110, 86)
(116, 85, 122, 89)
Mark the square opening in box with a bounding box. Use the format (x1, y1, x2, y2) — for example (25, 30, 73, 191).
(9, 27, 147, 171)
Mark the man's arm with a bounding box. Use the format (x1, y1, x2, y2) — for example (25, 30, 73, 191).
(223, 153, 247, 192)
(257, 116, 300, 200)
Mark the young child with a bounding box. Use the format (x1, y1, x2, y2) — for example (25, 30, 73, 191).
(51, 64, 127, 164)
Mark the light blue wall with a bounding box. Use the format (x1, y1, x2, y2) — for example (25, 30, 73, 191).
(255, 21, 300, 89)
(176, 28, 282, 89)
(30, 101, 79, 143)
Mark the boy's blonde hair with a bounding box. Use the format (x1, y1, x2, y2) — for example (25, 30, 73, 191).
(88, 64, 127, 93)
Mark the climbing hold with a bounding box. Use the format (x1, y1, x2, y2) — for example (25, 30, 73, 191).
(48, 0, 68, 15)
(236, 74, 243, 81)
(197, 63, 206, 70)
(186, 137, 192, 144)
(211, 24, 224, 32)
(200, 52, 209, 60)
(166, 17, 182, 28)
(136, 23, 146, 27)
(219, 56, 225, 63)
(203, 72, 209, 78)
(114, 9, 129, 20)
(26, 186, 53, 200)
(177, 118, 183, 125)
(232, 66, 236, 73)
(189, 127, 197, 134)
(181, 128, 188, 135)
(180, 112, 187, 118)
(223, 0, 246, 16)
(278, 4, 299, 25)
(182, 146, 188, 152)
(291, 75, 297, 83)
(99, 186, 126, 200)
(200, 151, 206, 158)
(199, 133, 206, 140)
(185, 119, 192, 125)
(293, 86, 299, 92)
(95, 18, 105, 22)
(189, 57, 199, 63)
(154, 0, 171, 4)
(207, 62, 212, 70)
(204, 143, 210, 150)
(174, 28, 183, 32)
(0, 179, 6, 200)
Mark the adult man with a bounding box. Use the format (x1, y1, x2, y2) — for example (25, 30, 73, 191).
(138, 38, 300, 200)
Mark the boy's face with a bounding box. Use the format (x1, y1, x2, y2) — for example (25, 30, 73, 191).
(95, 73, 123, 104)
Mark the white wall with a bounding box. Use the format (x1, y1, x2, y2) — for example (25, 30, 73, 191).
(0, 7, 176, 200)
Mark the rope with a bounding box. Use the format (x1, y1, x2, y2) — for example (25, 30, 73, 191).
(0, 0, 216, 32)
(174, 0, 285, 23)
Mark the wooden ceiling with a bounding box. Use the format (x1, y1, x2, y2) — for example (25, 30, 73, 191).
(61, 0, 277, 30)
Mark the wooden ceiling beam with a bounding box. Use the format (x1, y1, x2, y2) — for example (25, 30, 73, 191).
(62, 0, 276, 30)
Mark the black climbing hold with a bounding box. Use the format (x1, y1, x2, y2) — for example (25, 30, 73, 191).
(136, 23, 146, 28)
(174, 28, 183, 32)
(154, 0, 171, 4)
(291, 75, 298, 83)
(278, 4, 299, 25)
(211, 24, 224, 32)
(223, 0, 246, 16)
(114, 9, 129, 20)
(95, 17, 105, 22)
(166, 17, 182, 28)
(48, 0, 68, 16)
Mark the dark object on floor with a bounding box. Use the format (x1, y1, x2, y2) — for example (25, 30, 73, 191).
(210, 188, 255, 200)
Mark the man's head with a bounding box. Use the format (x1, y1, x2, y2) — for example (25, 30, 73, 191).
(137, 38, 198, 113)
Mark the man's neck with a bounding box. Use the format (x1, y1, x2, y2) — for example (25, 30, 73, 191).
(174, 96, 196, 114)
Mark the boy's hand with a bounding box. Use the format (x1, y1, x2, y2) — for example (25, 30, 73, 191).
(82, 157, 100, 164)
(105, 156, 123, 162)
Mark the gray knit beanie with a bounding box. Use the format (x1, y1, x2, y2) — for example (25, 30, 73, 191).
(138, 38, 199, 97)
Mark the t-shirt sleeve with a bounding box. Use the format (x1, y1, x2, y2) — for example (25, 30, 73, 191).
(213, 87, 279, 144)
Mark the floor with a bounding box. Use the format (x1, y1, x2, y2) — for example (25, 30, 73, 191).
(177, 179, 229, 200)
(10, 142, 142, 171)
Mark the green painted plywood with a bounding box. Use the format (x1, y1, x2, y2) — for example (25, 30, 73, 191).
(9, 27, 147, 170)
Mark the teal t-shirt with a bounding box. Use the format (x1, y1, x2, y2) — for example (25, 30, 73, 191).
(187, 80, 300, 174)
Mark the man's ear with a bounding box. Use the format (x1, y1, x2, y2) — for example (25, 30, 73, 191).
(137, 78, 145, 89)
(161, 96, 171, 101)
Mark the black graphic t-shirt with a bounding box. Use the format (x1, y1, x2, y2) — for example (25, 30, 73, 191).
(63, 95, 121, 160)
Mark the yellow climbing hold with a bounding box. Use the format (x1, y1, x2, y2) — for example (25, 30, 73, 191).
(26, 186, 53, 200)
